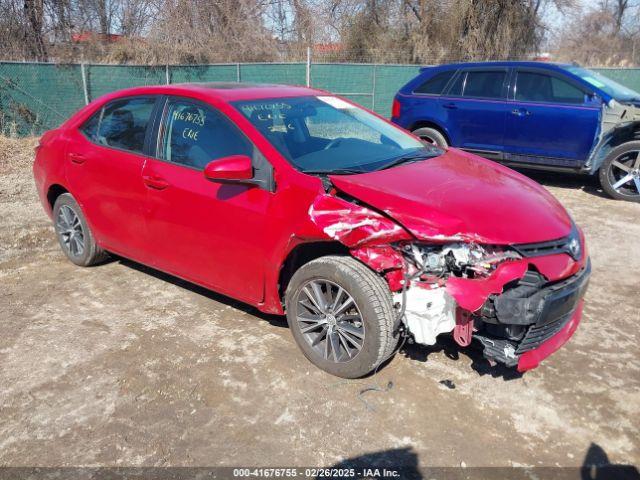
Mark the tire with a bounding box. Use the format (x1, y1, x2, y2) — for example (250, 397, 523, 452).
(53, 193, 109, 266)
(285, 255, 399, 378)
(598, 141, 640, 202)
(412, 126, 448, 148)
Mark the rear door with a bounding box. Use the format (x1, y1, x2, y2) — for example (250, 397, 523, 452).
(395, 69, 456, 132)
(141, 96, 273, 303)
(66, 96, 158, 261)
(502, 68, 600, 166)
(438, 67, 509, 153)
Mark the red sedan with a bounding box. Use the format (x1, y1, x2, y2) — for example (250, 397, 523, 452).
(33, 83, 590, 378)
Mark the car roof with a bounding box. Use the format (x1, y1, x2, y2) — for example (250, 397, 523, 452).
(420, 61, 573, 71)
(97, 82, 327, 103)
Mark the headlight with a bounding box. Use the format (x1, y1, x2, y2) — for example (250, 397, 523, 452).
(566, 227, 582, 261)
(401, 242, 521, 279)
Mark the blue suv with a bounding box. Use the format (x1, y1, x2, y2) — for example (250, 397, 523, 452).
(392, 62, 640, 202)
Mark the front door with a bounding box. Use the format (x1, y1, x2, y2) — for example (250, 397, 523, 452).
(502, 68, 600, 165)
(65, 96, 158, 261)
(141, 97, 272, 304)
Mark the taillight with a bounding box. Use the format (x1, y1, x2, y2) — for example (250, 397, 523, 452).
(391, 98, 401, 118)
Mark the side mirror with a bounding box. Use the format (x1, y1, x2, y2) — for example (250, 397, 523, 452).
(203, 155, 253, 182)
(585, 92, 600, 104)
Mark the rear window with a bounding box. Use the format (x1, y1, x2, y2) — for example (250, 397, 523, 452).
(414, 71, 455, 95)
(463, 71, 506, 98)
(448, 73, 465, 96)
(81, 97, 156, 154)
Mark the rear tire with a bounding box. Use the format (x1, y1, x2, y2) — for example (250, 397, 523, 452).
(412, 126, 448, 148)
(285, 256, 398, 378)
(598, 141, 640, 202)
(53, 193, 109, 266)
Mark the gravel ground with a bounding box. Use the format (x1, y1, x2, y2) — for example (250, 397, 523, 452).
(0, 136, 638, 474)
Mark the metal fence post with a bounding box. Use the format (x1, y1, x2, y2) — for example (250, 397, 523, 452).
(371, 63, 377, 112)
(165, 64, 170, 84)
(306, 47, 311, 87)
(80, 63, 90, 105)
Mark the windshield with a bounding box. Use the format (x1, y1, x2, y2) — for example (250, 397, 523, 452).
(232, 95, 441, 174)
(566, 66, 640, 101)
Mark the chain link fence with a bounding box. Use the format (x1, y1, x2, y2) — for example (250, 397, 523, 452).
(1, 60, 639, 136)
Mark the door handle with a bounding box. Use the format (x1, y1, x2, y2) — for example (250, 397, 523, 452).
(68, 152, 86, 164)
(511, 108, 531, 117)
(142, 175, 170, 190)
(442, 103, 458, 109)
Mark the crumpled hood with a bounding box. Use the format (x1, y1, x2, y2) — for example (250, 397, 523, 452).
(329, 148, 573, 245)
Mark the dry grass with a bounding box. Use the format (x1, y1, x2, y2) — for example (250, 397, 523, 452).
(0, 136, 39, 174)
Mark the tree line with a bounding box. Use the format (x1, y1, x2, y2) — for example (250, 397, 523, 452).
(0, 0, 638, 66)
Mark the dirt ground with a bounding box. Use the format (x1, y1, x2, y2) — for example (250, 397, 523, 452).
(0, 136, 639, 474)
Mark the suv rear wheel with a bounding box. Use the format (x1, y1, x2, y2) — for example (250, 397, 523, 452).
(284, 256, 399, 378)
(599, 141, 640, 202)
(412, 126, 448, 148)
(53, 193, 109, 266)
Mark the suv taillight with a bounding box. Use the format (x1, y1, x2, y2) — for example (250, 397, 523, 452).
(391, 98, 401, 119)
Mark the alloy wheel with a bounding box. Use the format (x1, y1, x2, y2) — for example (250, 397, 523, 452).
(419, 135, 436, 145)
(295, 279, 365, 363)
(56, 205, 85, 257)
(608, 149, 640, 198)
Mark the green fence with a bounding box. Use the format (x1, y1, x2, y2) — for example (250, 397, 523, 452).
(0, 61, 638, 136)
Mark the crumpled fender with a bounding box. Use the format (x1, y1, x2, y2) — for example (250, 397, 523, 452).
(308, 194, 412, 248)
(445, 259, 529, 312)
(351, 245, 405, 272)
(308, 194, 410, 280)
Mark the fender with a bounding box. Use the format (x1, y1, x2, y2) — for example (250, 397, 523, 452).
(583, 100, 640, 174)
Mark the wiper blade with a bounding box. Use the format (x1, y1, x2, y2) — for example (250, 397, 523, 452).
(302, 168, 366, 175)
(375, 152, 434, 171)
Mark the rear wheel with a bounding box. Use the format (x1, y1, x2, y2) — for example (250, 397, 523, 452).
(53, 193, 108, 266)
(599, 141, 640, 202)
(412, 126, 448, 148)
(285, 256, 398, 378)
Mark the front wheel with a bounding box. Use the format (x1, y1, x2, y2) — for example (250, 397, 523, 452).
(599, 141, 640, 202)
(285, 256, 399, 378)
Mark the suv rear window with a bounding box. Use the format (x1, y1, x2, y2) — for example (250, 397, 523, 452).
(414, 71, 455, 95)
(463, 71, 506, 98)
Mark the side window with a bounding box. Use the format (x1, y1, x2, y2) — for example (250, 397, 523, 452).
(515, 72, 585, 104)
(92, 97, 155, 153)
(81, 109, 102, 141)
(161, 100, 253, 170)
(550, 76, 585, 103)
(414, 71, 455, 95)
(447, 72, 466, 96)
(463, 70, 507, 98)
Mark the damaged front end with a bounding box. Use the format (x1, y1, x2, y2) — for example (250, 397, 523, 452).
(395, 237, 590, 371)
(309, 193, 590, 372)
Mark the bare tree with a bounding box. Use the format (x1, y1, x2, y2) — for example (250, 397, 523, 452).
(133, 0, 279, 64)
(555, 0, 639, 65)
(0, 0, 635, 65)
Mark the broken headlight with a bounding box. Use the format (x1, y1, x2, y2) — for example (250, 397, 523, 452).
(401, 242, 521, 279)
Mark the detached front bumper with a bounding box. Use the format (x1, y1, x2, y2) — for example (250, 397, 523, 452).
(474, 258, 591, 371)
